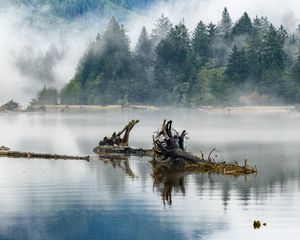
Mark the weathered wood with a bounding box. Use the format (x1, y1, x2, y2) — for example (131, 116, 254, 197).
(94, 120, 152, 157)
(93, 145, 152, 157)
(153, 120, 202, 163)
(0, 150, 89, 161)
(152, 120, 257, 175)
(99, 120, 139, 147)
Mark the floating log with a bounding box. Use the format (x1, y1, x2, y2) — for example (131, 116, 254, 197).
(0, 149, 89, 161)
(93, 120, 152, 157)
(94, 145, 152, 157)
(152, 120, 257, 175)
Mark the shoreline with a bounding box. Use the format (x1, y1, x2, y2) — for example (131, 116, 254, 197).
(46, 105, 298, 113)
(0, 104, 298, 114)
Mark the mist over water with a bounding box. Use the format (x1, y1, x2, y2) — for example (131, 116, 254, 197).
(0, 110, 300, 239)
(0, 0, 300, 103)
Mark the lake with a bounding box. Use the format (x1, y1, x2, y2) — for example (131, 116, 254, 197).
(0, 109, 300, 240)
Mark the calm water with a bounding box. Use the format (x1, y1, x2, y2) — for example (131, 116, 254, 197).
(0, 110, 300, 240)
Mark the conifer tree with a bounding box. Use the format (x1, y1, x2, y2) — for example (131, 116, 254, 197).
(192, 21, 211, 67)
(154, 23, 191, 103)
(225, 45, 249, 88)
(151, 14, 172, 46)
(135, 27, 153, 65)
(292, 46, 300, 83)
(131, 27, 154, 103)
(219, 7, 232, 36)
(232, 12, 253, 36)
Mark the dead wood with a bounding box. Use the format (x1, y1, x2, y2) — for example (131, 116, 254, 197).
(152, 120, 257, 175)
(0, 149, 89, 161)
(99, 120, 139, 147)
(93, 120, 152, 157)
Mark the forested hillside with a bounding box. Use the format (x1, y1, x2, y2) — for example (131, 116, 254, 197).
(55, 8, 300, 106)
(3, 0, 155, 19)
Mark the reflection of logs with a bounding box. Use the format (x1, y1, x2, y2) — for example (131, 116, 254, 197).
(153, 120, 257, 175)
(100, 156, 136, 178)
(152, 165, 186, 205)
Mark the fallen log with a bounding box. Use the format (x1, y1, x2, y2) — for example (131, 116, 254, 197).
(0, 149, 89, 161)
(93, 120, 152, 157)
(152, 120, 257, 175)
(94, 145, 152, 157)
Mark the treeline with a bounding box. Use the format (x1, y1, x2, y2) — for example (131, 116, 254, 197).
(9, 0, 153, 19)
(41, 8, 300, 106)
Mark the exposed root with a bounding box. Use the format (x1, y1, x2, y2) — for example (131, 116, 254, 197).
(152, 120, 257, 175)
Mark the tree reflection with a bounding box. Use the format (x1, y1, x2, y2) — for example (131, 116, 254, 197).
(151, 164, 187, 205)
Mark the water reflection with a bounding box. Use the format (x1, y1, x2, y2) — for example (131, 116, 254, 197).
(0, 111, 300, 239)
(152, 166, 186, 205)
(99, 156, 136, 178)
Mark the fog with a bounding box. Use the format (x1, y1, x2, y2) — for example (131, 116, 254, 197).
(0, 0, 299, 103)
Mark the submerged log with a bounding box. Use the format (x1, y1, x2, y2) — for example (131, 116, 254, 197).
(93, 120, 152, 157)
(0, 149, 89, 161)
(152, 120, 257, 175)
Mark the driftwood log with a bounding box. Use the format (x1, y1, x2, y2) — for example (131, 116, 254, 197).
(152, 120, 257, 175)
(93, 120, 152, 157)
(99, 120, 139, 147)
(0, 148, 89, 161)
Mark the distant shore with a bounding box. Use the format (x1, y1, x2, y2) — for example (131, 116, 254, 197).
(197, 105, 297, 113)
(0, 104, 299, 114)
(45, 105, 298, 113)
(45, 104, 160, 112)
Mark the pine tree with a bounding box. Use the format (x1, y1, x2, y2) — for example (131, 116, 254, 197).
(225, 45, 249, 88)
(191, 21, 211, 67)
(207, 22, 218, 40)
(37, 86, 58, 105)
(61, 17, 132, 104)
(292, 46, 300, 83)
(232, 12, 253, 36)
(131, 27, 154, 103)
(135, 26, 153, 65)
(154, 23, 191, 104)
(151, 14, 172, 46)
(218, 7, 232, 36)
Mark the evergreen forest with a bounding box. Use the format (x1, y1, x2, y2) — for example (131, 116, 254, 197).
(42, 8, 300, 106)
